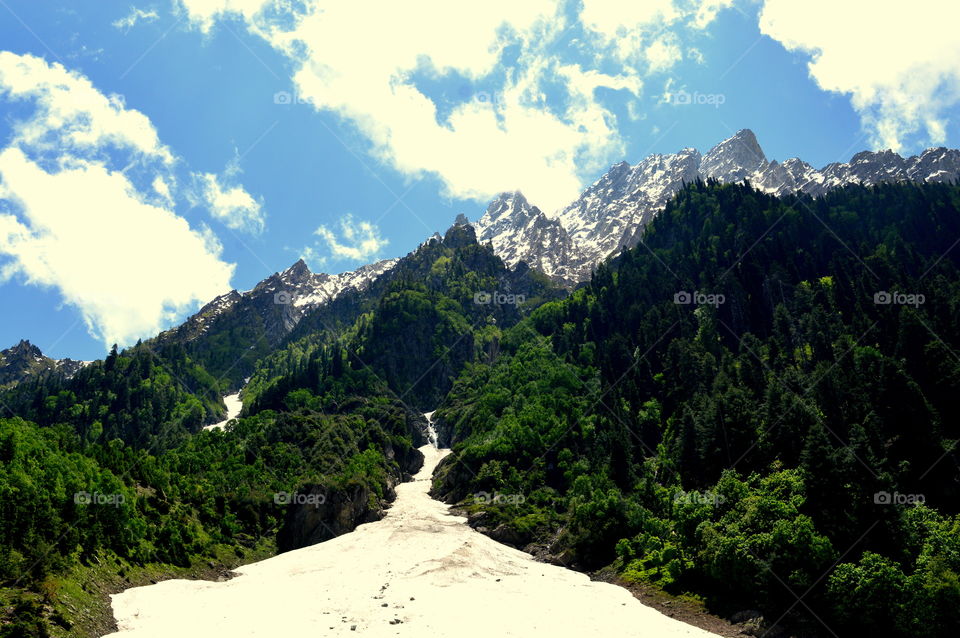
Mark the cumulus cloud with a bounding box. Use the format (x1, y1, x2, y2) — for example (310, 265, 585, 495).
(306, 214, 387, 264)
(759, 0, 960, 151)
(578, 0, 734, 68)
(174, 0, 273, 33)
(113, 7, 160, 32)
(0, 51, 173, 164)
(0, 149, 234, 347)
(196, 172, 264, 234)
(176, 1, 746, 213)
(177, 0, 647, 212)
(0, 52, 237, 348)
(579, 0, 680, 64)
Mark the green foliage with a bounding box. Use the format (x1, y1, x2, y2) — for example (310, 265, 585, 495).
(244, 222, 565, 412)
(0, 342, 225, 449)
(5, 180, 960, 636)
(0, 383, 420, 635)
(435, 181, 960, 635)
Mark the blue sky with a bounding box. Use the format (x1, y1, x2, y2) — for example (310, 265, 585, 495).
(1, 0, 958, 360)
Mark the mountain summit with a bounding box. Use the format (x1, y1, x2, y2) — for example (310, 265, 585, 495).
(700, 128, 767, 182)
(154, 257, 398, 389)
(0, 340, 87, 389)
(474, 130, 960, 284)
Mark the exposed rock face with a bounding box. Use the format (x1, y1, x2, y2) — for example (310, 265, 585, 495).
(154, 257, 399, 389)
(474, 192, 579, 282)
(0, 339, 87, 389)
(277, 445, 424, 553)
(276, 482, 393, 553)
(162, 258, 399, 346)
(699, 128, 766, 182)
(557, 147, 703, 282)
(474, 130, 960, 285)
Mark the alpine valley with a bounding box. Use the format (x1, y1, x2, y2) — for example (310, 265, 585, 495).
(3, 130, 960, 638)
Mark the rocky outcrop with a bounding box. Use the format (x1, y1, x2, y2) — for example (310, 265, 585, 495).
(277, 445, 424, 553)
(0, 339, 87, 389)
(154, 257, 398, 390)
(474, 129, 960, 285)
(474, 192, 580, 283)
(276, 482, 393, 552)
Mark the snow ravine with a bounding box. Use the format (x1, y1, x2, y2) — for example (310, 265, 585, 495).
(202, 393, 242, 431)
(105, 442, 719, 637)
(422, 410, 438, 447)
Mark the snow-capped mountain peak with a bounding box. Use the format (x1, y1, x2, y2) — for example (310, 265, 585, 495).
(161, 258, 398, 345)
(471, 129, 960, 285)
(474, 192, 581, 280)
(279, 258, 312, 283)
(0, 340, 88, 388)
(700, 128, 767, 182)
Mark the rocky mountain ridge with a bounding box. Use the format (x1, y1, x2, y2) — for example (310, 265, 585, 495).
(0, 339, 88, 389)
(474, 129, 960, 283)
(163, 258, 399, 345)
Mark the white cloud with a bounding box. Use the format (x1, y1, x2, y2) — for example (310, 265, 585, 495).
(152, 175, 174, 204)
(175, 1, 750, 212)
(645, 36, 684, 72)
(178, 0, 644, 212)
(308, 214, 387, 263)
(578, 0, 733, 69)
(580, 0, 680, 37)
(113, 7, 160, 32)
(196, 172, 264, 234)
(759, 0, 960, 151)
(174, 0, 278, 34)
(0, 148, 234, 347)
(0, 51, 173, 164)
(0, 52, 237, 348)
(555, 65, 644, 99)
(690, 0, 739, 30)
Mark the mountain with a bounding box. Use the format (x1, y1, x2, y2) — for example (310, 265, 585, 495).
(475, 129, 960, 284)
(0, 339, 87, 389)
(153, 258, 397, 390)
(244, 217, 566, 413)
(4, 181, 960, 638)
(164, 258, 398, 343)
(435, 180, 960, 637)
(473, 192, 581, 282)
